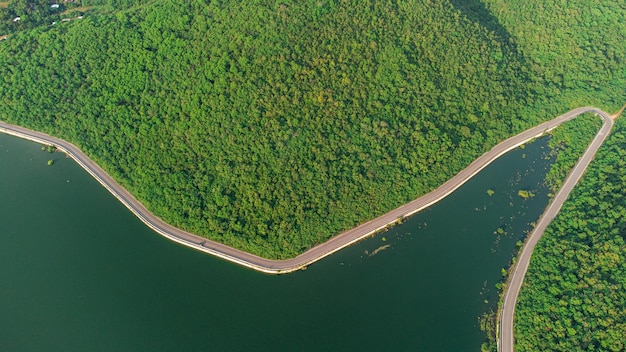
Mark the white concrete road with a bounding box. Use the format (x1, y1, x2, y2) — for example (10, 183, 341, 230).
(0, 107, 612, 276)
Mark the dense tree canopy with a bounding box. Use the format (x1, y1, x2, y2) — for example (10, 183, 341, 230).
(1, 1, 625, 347)
(0, 0, 623, 261)
(0, 0, 536, 258)
(481, 0, 626, 110)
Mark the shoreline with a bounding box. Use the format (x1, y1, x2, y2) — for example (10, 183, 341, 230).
(497, 109, 614, 351)
(0, 106, 609, 274)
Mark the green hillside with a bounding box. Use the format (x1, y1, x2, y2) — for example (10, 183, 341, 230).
(0, 0, 623, 260)
(0, 0, 534, 258)
(481, 0, 626, 110)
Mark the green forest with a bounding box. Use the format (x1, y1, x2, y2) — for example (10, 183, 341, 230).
(515, 117, 626, 351)
(0, 0, 531, 258)
(0, 0, 623, 262)
(481, 0, 626, 111)
(1, 0, 625, 348)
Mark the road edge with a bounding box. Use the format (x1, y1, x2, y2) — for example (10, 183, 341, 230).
(0, 107, 608, 275)
(497, 110, 614, 352)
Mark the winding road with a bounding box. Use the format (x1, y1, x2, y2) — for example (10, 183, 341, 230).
(0, 107, 612, 276)
(498, 109, 614, 352)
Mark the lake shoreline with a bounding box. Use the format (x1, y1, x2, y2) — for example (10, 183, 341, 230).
(0, 107, 609, 274)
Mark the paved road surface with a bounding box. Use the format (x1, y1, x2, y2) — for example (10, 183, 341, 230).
(0, 107, 610, 274)
(498, 110, 614, 352)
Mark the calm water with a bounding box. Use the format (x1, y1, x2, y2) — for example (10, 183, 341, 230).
(1, 134, 553, 351)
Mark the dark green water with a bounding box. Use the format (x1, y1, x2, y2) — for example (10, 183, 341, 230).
(1, 134, 553, 351)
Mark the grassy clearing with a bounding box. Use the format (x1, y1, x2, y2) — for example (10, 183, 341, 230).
(60, 6, 94, 15)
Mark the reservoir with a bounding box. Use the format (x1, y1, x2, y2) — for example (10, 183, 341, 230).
(1, 133, 554, 351)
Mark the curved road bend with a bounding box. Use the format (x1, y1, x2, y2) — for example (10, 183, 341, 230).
(498, 110, 614, 352)
(0, 107, 610, 274)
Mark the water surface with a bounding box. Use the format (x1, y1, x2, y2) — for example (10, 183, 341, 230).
(0, 134, 553, 351)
